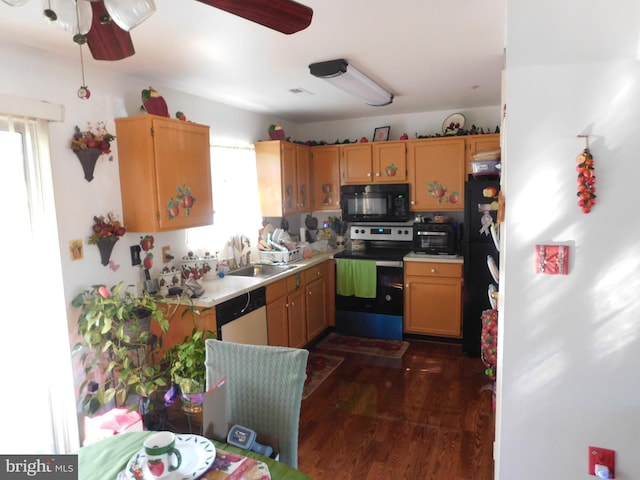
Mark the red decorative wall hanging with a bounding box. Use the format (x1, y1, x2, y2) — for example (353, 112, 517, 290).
(576, 135, 596, 214)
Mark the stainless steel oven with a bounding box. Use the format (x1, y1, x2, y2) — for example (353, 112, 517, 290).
(334, 223, 413, 340)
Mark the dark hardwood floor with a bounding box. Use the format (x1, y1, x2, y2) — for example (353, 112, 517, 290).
(298, 338, 495, 480)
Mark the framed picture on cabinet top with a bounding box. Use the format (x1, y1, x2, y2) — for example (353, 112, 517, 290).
(373, 126, 390, 142)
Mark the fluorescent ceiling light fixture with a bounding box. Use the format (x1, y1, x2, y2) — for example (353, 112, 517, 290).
(309, 59, 393, 106)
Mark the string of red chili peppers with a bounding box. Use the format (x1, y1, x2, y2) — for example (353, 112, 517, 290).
(576, 147, 596, 213)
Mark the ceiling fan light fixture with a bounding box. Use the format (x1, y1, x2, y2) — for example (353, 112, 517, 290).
(43, 0, 90, 32)
(309, 58, 393, 106)
(2, 0, 29, 6)
(104, 0, 155, 31)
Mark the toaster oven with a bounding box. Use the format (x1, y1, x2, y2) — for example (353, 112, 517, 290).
(413, 222, 459, 255)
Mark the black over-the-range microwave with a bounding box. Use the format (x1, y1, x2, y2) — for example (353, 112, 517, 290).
(340, 183, 410, 223)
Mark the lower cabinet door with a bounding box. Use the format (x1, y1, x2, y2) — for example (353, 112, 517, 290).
(287, 289, 307, 348)
(405, 276, 462, 337)
(306, 277, 327, 341)
(266, 297, 289, 347)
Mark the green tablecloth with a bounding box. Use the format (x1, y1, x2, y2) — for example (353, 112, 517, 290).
(77, 431, 312, 480)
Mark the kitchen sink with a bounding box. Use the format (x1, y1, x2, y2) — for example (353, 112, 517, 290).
(226, 264, 297, 278)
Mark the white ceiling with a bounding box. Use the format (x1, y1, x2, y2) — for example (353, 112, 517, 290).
(0, 0, 506, 123)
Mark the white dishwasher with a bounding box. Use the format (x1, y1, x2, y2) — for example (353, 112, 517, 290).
(216, 287, 268, 345)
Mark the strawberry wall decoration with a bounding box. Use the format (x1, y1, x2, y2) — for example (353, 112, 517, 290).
(576, 135, 596, 213)
(70, 122, 115, 182)
(89, 213, 126, 266)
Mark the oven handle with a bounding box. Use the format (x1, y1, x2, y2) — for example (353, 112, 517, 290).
(373, 260, 403, 268)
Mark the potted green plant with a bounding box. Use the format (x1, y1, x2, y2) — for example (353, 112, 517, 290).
(164, 309, 216, 413)
(72, 281, 170, 417)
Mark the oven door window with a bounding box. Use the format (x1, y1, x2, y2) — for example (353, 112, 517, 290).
(336, 265, 403, 316)
(417, 231, 448, 251)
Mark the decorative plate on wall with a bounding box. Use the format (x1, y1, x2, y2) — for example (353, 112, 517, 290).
(442, 113, 466, 135)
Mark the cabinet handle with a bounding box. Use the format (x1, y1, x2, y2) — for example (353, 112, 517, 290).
(410, 200, 415, 205)
(308, 291, 312, 295)
(431, 268, 436, 273)
(367, 172, 371, 177)
(375, 172, 380, 177)
(405, 283, 409, 288)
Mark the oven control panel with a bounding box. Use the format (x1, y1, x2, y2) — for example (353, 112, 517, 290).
(350, 224, 414, 242)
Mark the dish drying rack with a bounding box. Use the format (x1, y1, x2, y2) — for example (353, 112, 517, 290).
(259, 247, 302, 264)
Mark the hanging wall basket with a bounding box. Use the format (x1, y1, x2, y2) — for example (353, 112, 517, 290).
(97, 236, 119, 266)
(74, 148, 102, 182)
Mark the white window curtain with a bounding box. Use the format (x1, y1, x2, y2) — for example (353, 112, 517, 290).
(187, 144, 263, 256)
(0, 113, 79, 454)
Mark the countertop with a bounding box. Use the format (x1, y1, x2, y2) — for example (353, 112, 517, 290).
(404, 252, 464, 264)
(168, 249, 463, 309)
(174, 250, 338, 308)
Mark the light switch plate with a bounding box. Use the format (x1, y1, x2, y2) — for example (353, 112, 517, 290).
(130, 245, 141, 266)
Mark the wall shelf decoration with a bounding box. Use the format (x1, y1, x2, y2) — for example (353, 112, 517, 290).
(74, 148, 102, 182)
(97, 237, 119, 266)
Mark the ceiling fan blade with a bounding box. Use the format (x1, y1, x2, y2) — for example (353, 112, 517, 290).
(86, 0, 135, 61)
(197, 0, 313, 34)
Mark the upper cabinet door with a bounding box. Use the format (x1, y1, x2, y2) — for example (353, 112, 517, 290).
(295, 145, 311, 212)
(115, 115, 213, 232)
(340, 143, 373, 184)
(407, 137, 465, 211)
(310, 145, 340, 211)
(281, 141, 298, 215)
(372, 141, 407, 183)
(255, 140, 311, 217)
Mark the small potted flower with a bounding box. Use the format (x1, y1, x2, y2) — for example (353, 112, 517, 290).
(70, 121, 115, 181)
(164, 309, 216, 414)
(89, 212, 126, 266)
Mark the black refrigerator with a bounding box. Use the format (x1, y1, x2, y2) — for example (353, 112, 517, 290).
(462, 176, 500, 357)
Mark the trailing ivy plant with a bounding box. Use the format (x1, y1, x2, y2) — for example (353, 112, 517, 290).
(72, 281, 171, 415)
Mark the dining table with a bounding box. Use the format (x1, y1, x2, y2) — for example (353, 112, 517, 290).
(77, 431, 312, 480)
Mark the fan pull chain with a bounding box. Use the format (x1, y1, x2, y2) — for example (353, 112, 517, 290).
(77, 44, 91, 100)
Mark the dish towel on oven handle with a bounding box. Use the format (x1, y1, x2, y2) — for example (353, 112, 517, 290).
(336, 259, 376, 298)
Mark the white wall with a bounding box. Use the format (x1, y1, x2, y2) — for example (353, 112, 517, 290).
(1, 42, 293, 307)
(497, 1, 640, 478)
(296, 106, 500, 144)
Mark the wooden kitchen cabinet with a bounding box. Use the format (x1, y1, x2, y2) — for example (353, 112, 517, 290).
(340, 143, 373, 184)
(465, 133, 500, 177)
(265, 260, 332, 347)
(310, 145, 341, 211)
(286, 272, 307, 348)
(340, 142, 407, 184)
(372, 141, 407, 183)
(151, 303, 217, 357)
(407, 137, 465, 212)
(115, 114, 213, 232)
(255, 140, 311, 216)
(304, 262, 328, 340)
(404, 261, 463, 338)
(266, 278, 289, 347)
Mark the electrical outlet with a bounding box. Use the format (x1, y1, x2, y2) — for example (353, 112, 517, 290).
(130, 245, 141, 266)
(588, 446, 615, 478)
(162, 246, 173, 263)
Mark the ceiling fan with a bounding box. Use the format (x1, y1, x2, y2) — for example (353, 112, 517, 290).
(85, 0, 313, 61)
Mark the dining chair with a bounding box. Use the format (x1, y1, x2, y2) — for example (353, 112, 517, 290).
(204, 339, 309, 469)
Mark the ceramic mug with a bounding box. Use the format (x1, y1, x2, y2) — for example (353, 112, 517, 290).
(143, 431, 182, 479)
